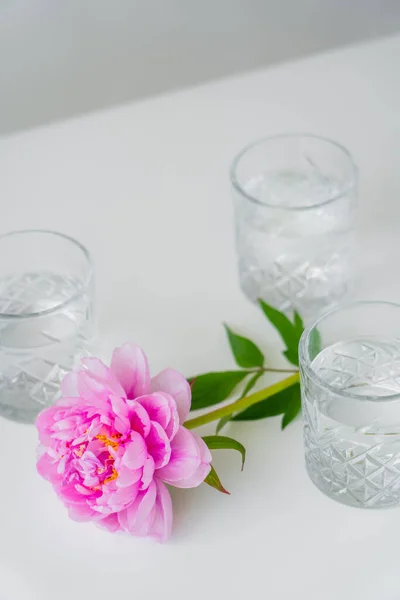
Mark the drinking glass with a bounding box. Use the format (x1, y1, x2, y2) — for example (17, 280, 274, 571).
(230, 134, 358, 321)
(299, 301, 400, 508)
(0, 230, 94, 423)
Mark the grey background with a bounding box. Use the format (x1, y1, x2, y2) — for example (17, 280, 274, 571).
(1, 0, 400, 135)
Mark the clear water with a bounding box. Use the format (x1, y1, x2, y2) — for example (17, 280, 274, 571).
(303, 338, 400, 508)
(0, 271, 93, 423)
(236, 170, 354, 320)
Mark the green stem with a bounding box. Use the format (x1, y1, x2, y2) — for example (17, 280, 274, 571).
(261, 367, 297, 374)
(184, 372, 300, 430)
(245, 367, 297, 374)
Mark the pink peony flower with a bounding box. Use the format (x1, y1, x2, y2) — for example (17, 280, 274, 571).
(36, 343, 212, 542)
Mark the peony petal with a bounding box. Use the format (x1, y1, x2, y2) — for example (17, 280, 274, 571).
(35, 405, 57, 427)
(81, 358, 113, 379)
(37, 452, 61, 483)
(150, 368, 191, 424)
(77, 372, 109, 408)
(81, 358, 127, 398)
(57, 454, 69, 475)
(168, 433, 212, 488)
(140, 392, 179, 441)
(107, 482, 141, 512)
(51, 428, 78, 442)
(136, 393, 170, 430)
(121, 432, 147, 469)
(140, 456, 155, 490)
(54, 396, 82, 408)
(91, 479, 139, 515)
(116, 466, 143, 488)
(35, 407, 59, 446)
(60, 372, 79, 397)
(164, 399, 180, 440)
(146, 421, 171, 468)
(110, 394, 129, 419)
(58, 483, 87, 505)
(129, 401, 151, 438)
(97, 513, 122, 532)
(52, 416, 80, 431)
(182, 468, 212, 490)
(193, 432, 212, 464)
(150, 479, 173, 542)
(127, 479, 172, 541)
(75, 483, 97, 496)
(116, 507, 130, 532)
(113, 414, 131, 436)
(90, 502, 114, 516)
(134, 509, 157, 537)
(118, 480, 157, 533)
(156, 426, 200, 483)
(68, 503, 98, 522)
(87, 419, 105, 440)
(110, 343, 150, 400)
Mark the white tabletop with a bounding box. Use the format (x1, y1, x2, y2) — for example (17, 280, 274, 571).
(0, 34, 400, 600)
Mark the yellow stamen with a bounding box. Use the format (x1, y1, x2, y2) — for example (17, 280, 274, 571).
(104, 468, 118, 485)
(74, 444, 86, 458)
(93, 433, 121, 486)
(95, 434, 120, 450)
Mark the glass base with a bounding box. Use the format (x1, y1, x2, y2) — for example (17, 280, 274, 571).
(306, 461, 400, 509)
(0, 364, 66, 424)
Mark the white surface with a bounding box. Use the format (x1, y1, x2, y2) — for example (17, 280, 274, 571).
(0, 35, 400, 600)
(1, 0, 400, 134)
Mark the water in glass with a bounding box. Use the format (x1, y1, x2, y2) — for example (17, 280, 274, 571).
(303, 338, 400, 508)
(237, 170, 353, 319)
(0, 270, 93, 423)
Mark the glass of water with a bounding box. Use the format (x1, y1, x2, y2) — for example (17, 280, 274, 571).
(0, 230, 94, 424)
(300, 301, 400, 508)
(230, 134, 358, 321)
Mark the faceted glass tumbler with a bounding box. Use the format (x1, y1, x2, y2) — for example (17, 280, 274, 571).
(299, 301, 400, 508)
(230, 134, 358, 321)
(0, 230, 94, 424)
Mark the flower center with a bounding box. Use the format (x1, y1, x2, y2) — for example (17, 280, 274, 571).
(95, 433, 121, 450)
(103, 467, 118, 485)
(73, 444, 86, 458)
(94, 433, 122, 485)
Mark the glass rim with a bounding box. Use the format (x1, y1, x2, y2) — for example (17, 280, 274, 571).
(0, 229, 93, 320)
(230, 132, 358, 211)
(299, 300, 400, 403)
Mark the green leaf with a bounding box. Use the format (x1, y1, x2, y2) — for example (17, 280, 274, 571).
(294, 311, 304, 335)
(240, 370, 263, 397)
(309, 327, 322, 360)
(232, 383, 300, 421)
(281, 386, 302, 429)
(283, 348, 299, 367)
(203, 435, 246, 470)
(216, 415, 232, 434)
(259, 300, 303, 366)
(204, 465, 230, 494)
(259, 300, 299, 349)
(190, 371, 249, 411)
(224, 324, 264, 368)
(215, 371, 263, 433)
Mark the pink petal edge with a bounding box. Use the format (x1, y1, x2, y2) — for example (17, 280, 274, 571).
(111, 343, 150, 399)
(150, 368, 191, 424)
